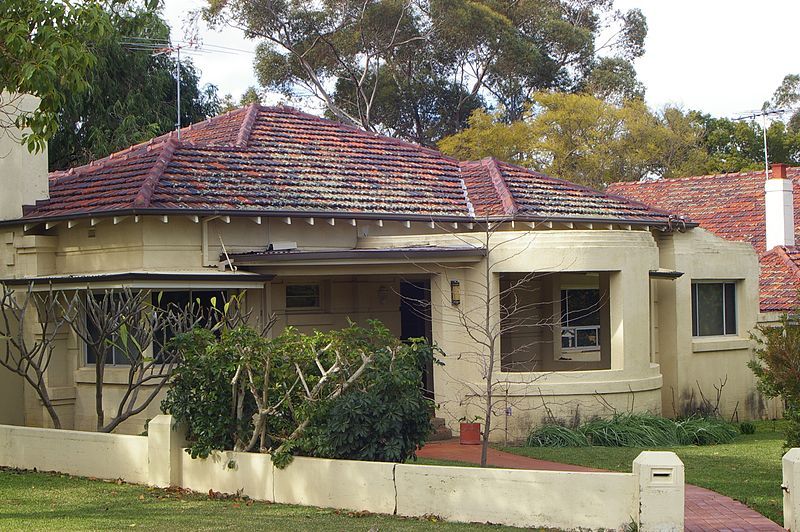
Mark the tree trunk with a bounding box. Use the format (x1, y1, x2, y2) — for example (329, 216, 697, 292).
(95, 361, 104, 431)
(36, 382, 61, 429)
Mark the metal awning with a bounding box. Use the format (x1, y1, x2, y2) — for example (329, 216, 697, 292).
(649, 268, 684, 280)
(228, 246, 487, 266)
(0, 271, 274, 290)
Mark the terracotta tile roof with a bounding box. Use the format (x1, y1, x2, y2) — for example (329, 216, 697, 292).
(607, 168, 800, 312)
(760, 246, 800, 312)
(19, 105, 675, 226)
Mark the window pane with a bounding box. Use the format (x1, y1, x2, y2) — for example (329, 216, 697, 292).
(154, 290, 226, 360)
(286, 284, 320, 308)
(576, 328, 600, 348)
(724, 283, 737, 335)
(696, 283, 724, 336)
(561, 289, 600, 326)
(691, 284, 699, 337)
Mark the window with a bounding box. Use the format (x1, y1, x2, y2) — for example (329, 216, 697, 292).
(691, 282, 736, 336)
(85, 293, 132, 366)
(561, 288, 601, 350)
(286, 284, 320, 308)
(153, 290, 227, 359)
(84, 290, 227, 366)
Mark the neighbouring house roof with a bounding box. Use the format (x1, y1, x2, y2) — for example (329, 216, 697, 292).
(13, 105, 679, 227)
(607, 168, 800, 312)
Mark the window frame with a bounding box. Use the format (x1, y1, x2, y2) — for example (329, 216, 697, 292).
(691, 280, 737, 338)
(285, 283, 322, 310)
(83, 288, 230, 367)
(560, 287, 601, 352)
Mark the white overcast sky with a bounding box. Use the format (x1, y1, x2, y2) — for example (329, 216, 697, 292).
(163, 0, 800, 119)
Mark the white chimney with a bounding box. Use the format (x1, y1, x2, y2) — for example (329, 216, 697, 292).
(0, 92, 49, 221)
(765, 163, 795, 250)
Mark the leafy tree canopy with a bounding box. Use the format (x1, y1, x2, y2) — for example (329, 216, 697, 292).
(439, 92, 707, 188)
(204, 0, 647, 145)
(0, 0, 109, 153)
(48, 0, 221, 170)
(218, 85, 262, 114)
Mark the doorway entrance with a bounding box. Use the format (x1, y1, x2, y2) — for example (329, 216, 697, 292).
(400, 280, 434, 399)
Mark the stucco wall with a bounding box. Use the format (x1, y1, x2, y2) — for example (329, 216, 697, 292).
(0, 424, 148, 483)
(655, 228, 764, 419)
(0, 213, 766, 436)
(0, 416, 685, 531)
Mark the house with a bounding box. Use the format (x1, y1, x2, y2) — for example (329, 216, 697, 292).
(608, 165, 800, 319)
(0, 102, 767, 439)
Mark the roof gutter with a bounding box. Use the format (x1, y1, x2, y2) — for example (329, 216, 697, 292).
(4, 208, 691, 229)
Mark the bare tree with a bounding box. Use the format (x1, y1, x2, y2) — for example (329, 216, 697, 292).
(405, 219, 608, 465)
(65, 288, 207, 432)
(0, 282, 76, 428)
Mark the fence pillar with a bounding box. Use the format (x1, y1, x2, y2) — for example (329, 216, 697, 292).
(633, 451, 684, 531)
(783, 448, 800, 529)
(147, 414, 186, 488)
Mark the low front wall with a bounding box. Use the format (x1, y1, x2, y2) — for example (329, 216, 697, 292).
(395, 464, 637, 530)
(0, 424, 148, 484)
(0, 415, 685, 531)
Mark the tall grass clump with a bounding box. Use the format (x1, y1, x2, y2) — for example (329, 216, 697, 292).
(581, 414, 678, 447)
(526, 413, 738, 448)
(676, 416, 738, 445)
(526, 424, 588, 447)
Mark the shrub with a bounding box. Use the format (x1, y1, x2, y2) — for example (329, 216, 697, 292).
(750, 315, 800, 448)
(298, 337, 435, 463)
(162, 321, 436, 464)
(739, 421, 756, 435)
(160, 328, 255, 458)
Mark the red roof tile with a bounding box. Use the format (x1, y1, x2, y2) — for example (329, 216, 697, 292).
(19, 105, 675, 225)
(607, 168, 800, 312)
(760, 246, 800, 312)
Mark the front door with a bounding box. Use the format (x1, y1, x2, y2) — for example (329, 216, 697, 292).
(400, 280, 434, 399)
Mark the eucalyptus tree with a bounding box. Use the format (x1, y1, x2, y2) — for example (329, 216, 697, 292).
(204, 0, 647, 145)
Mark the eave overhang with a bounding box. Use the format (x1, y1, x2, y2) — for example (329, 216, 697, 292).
(0, 271, 274, 290)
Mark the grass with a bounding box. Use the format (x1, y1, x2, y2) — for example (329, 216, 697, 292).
(498, 419, 788, 525)
(0, 467, 523, 531)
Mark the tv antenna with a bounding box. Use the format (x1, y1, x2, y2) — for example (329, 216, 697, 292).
(733, 107, 790, 179)
(121, 36, 255, 140)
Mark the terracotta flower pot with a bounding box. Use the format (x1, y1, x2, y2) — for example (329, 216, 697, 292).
(459, 422, 481, 445)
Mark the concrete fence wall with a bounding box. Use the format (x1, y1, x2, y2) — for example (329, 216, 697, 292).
(0, 415, 685, 531)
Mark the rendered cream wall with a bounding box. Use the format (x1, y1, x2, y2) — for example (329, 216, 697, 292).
(0, 214, 767, 437)
(421, 229, 663, 440)
(655, 229, 763, 419)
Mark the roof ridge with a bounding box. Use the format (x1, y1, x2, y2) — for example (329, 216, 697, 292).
(49, 134, 171, 183)
(132, 135, 179, 208)
(482, 157, 518, 216)
(235, 103, 260, 147)
(773, 246, 800, 277)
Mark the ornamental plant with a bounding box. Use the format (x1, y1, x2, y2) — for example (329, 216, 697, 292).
(750, 315, 800, 448)
(162, 320, 437, 466)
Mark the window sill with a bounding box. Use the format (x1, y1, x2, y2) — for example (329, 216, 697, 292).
(692, 337, 752, 353)
(74, 367, 162, 385)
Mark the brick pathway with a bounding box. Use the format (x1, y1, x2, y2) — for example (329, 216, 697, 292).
(416, 440, 782, 531)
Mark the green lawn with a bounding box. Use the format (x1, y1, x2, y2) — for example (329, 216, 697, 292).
(496, 420, 788, 525)
(0, 467, 521, 531)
